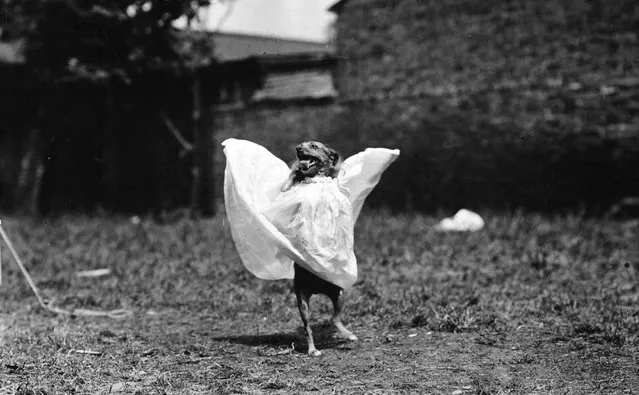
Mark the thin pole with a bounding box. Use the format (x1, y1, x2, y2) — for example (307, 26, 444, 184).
(0, 219, 131, 318)
(0, 219, 48, 306)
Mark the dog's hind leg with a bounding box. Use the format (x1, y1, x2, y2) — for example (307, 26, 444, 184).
(296, 289, 321, 356)
(330, 289, 358, 341)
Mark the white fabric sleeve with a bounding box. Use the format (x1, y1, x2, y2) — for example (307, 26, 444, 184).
(338, 148, 400, 221)
(222, 139, 303, 280)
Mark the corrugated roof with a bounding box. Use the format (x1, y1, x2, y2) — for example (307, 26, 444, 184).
(252, 70, 337, 102)
(213, 32, 334, 62)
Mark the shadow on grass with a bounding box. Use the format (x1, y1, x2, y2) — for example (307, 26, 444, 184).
(211, 322, 354, 354)
(212, 332, 298, 348)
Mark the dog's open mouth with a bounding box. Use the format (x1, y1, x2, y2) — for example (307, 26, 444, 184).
(297, 153, 319, 171)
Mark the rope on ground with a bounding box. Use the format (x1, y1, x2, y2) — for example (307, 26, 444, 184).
(0, 219, 132, 319)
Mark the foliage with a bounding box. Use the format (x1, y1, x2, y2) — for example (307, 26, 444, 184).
(335, 0, 638, 101)
(204, 0, 639, 213)
(0, 212, 637, 393)
(0, 0, 213, 82)
(320, 0, 639, 211)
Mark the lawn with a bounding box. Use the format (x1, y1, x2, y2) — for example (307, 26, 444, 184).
(0, 210, 637, 394)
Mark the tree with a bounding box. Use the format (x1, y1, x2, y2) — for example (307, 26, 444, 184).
(1, 0, 213, 81)
(0, 0, 220, 216)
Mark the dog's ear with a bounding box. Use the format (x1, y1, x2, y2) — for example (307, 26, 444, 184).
(328, 148, 340, 166)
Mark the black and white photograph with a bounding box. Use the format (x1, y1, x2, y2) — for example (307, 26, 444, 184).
(1, 0, 638, 393)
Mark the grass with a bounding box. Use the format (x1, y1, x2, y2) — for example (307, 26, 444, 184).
(0, 210, 637, 394)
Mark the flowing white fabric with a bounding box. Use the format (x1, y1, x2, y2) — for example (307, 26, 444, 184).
(223, 138, 399, 289)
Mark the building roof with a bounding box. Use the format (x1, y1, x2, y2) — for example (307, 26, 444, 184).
(212, 32, 334, 62)
(252, 69, 337, 102)
(2, 32, 335, 65)
(212, 32, 338, 103)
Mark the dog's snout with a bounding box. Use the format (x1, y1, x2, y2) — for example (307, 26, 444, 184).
(297, 142, 311, 152)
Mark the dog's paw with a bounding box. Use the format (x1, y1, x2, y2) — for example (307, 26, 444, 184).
(337, 333, 358, 341)
(335, 329, 358, 341)
(308, 349, 322, 357)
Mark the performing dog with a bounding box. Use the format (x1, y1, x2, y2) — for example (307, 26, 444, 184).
(281, 141, 341, 192)
(283, 141, 358, 356)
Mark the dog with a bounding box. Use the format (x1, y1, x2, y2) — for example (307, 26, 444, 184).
(283, 141, 358, 356)
(281, 141, 341, 193)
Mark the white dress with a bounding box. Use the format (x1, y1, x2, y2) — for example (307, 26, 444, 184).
(222, 138, 399, 289)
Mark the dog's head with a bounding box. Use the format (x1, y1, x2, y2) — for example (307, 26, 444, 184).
(294, 141, 340, 179)
(281, 141, 341, 191)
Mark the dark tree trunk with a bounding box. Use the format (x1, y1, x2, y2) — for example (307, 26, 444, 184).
(10, 91, 50, 216)
(191, 70, 215, 217)
(14, 121, 46, 216)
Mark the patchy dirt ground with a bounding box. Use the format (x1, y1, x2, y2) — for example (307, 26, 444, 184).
(1, 212, 637, 394)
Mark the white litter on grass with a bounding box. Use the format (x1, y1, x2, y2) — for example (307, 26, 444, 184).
(146, 310, 163, 316)
(110, 382, 126, 393)
(435, 209, 485, 232)
(75, 268, 112, 278)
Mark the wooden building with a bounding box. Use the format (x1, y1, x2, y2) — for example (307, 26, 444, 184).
(0, 31, 340, 215)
